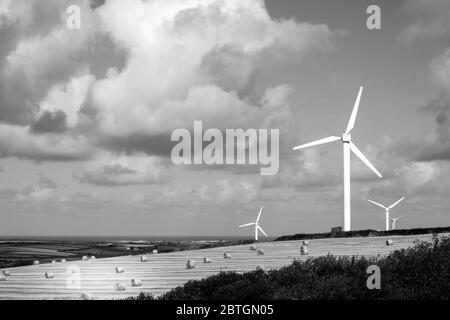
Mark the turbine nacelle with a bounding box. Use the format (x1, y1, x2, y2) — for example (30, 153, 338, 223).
(342, 132, 351, 143)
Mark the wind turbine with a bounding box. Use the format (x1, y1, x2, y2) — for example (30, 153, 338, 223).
(239, 207, 268, 241)
(368, 197, 406, 231)
(293, 87, 382, 231)
(391, 214, 408, 230)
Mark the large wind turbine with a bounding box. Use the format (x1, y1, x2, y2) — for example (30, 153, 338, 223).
(368, 197, 406, 231)
(391, 214, 408, 230)
(239, 207, 268, 241)
(293, 87, 383, 231)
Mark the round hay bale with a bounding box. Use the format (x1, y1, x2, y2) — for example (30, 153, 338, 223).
(80, 293, 93, 300)
(302, 240, 310, 245)
(131, 279, 142, 287)
(250, 245, 257, 251)
(186, 260, 197, 269)
(115, 267, 125, 273)
(60, 259, 66, 263)
(33, 260, 40, 265)
(2, 270, 11, 276)
(140, 256, 148, 262)
(82, 256, 89, 261)
(152, 249, 158, 254)
(386, 240, 394, 246)
(223, 252, 231, 259)
(203, 257, 211, 264)
(51, 260, 56, 264)
(90, 256, 96, 260)
(45, 272, 54, 279)
(300, 246, 309, 255)
(256, 248, 264, 255)
(115, 283, 126, 291)
(0, 276, 5, 281)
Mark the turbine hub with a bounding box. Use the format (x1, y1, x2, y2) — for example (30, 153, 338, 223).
(342, 132, 351, 142)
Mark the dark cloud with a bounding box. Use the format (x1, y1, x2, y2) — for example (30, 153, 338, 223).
(31, 110, 67, 134)
(100, 134, 174, 158)
(37, 174, 58, 189)
(415, 95, 450, 162)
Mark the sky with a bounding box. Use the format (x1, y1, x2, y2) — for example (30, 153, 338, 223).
(0, 0, 449, 237)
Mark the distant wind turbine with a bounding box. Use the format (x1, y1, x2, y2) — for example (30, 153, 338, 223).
(390, 214, 408, 230)
(293, 87, 383, 231)
(368, 197, 406, 231)
(239, 207, 268, 241)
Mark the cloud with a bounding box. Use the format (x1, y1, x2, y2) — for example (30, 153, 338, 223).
(14, 173, 59, 203)
(0, 0, 342, 163)
(86, 0, 341, 149)
(31, 110, 67, 134)
(0, 123, 92, 161)
(77, 152, 170, 186)
(399, 0, 450, 44)
(414, 49, 450, 162)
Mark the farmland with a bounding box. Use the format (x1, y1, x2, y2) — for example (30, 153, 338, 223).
(0, 233, 446, 300)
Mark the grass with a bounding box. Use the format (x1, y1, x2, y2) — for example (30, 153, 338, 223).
(127, 235, 450, 300)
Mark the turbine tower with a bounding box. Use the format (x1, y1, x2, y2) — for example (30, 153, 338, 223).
(293, 87, 382, 231)
(239, 207, 268, 241)
(368, 197, 406, 231)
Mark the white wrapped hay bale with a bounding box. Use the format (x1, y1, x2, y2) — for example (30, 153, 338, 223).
(386, 240, 394, 246)
(45, 272, 54, 279)
(115, 283, 126, 291)
(303, 240, 310, 245)
(51, 260, 56, 264)
(223, 252, 231, 259)
(250, 245, 257, 251)
(90, 256, 96, 260)
(115, 267, 125, 273)
(186, 260, 197, 269)
(131, 279, 142, 287)
(257, 248, 264, 255)
(82, 256, 89, 261)
(33, 260, 40, 265)
(203, 257, 211, 264)
(2, 270, 11, 276)
(300, 246, 309, 255)
(152, 249, 158, 254)
(0, 275, 5, 281)
(60, 259, 66, 263)
(80, 293, 93, 300)
(140, 256, 148, 262)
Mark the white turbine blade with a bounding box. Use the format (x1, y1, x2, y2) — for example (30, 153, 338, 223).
(293, 136, 341, 150)
(388, 197, 405, 209)
(368, 199, 386, 209)
(258, 226, 268, 237)
(239, 222, 255, 228)
(256, 207, 263, 222)
(345, 86, 363, 133)
(350, 142, 382, 178)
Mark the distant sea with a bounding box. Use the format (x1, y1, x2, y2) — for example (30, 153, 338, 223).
(0, 236, 250, 242)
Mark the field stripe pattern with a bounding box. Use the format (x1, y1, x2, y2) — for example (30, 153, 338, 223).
(0, 234, 443, 300)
